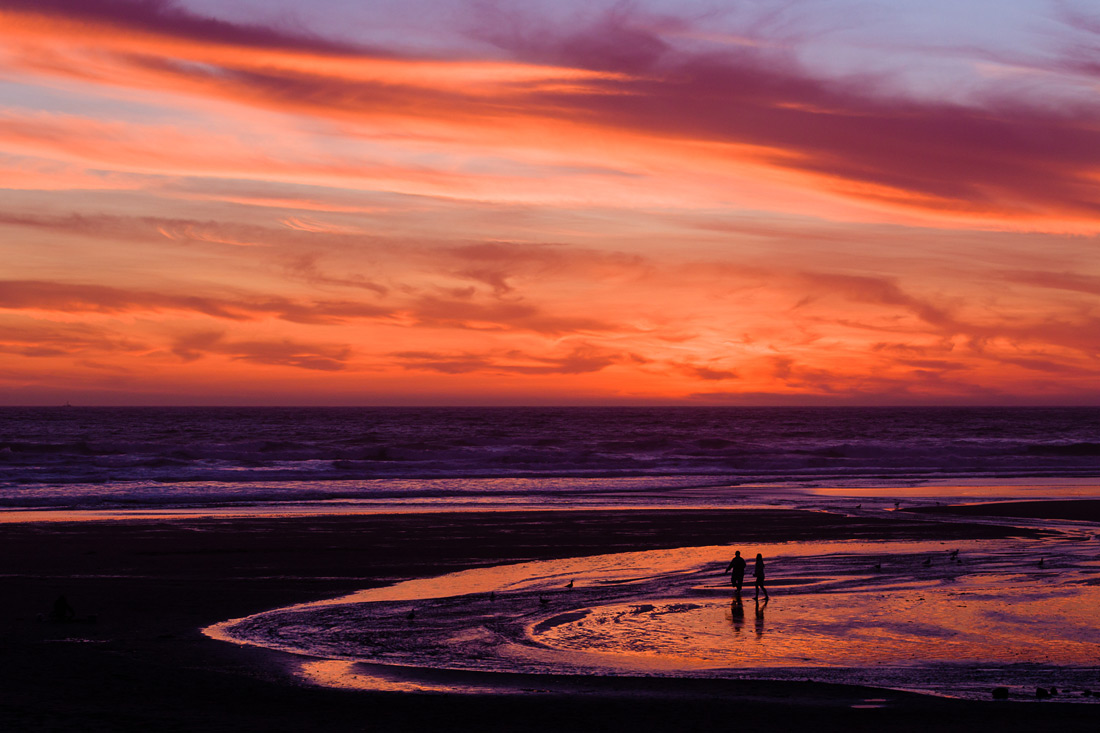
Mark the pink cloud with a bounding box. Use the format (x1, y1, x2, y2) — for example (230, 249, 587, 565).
(169, 331, 350, 371)
(4, 1, 1098, 225)
(1001, 270, 1100, 296)
(0, 280, 393, 324)
(0, 317, 147, 357)
(406, 296, 617, 335)
(392, 344, 621, 376)
(674, 363, 739, 381)
(0, 0, 365, 55)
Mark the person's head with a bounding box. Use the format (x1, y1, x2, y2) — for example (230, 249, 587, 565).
(756, 553, 763, 560)
(734, 551, 741, 557)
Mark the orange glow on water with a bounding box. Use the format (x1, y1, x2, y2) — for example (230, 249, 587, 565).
(208, 535, 1100, 699)
(536, 579, 1100, 669)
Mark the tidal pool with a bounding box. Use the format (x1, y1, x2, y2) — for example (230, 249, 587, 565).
(207, 528, 1100, 701)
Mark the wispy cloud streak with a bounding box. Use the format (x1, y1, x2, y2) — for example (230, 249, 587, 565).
(1, 0, 1097, 225)
(3, 1, 1100, 403)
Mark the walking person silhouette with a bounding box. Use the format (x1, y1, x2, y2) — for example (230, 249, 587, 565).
(753, 553, 769, 600)
(724, 550, 747, 594)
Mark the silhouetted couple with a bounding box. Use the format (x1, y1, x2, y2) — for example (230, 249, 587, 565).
(724, 551, 769, 599)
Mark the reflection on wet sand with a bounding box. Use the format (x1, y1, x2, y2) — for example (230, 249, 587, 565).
(754, 598, 767, 639)
(209, 533, 1100, 701)
(729, 598, 744, 634)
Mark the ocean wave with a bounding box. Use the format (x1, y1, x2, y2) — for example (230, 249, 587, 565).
(3, 406, 1100, 507)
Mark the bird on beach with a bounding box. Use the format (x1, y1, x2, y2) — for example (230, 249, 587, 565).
(566, 579, 574, 589)
(949, 549, 959, 560)
(855, 504, 861, 510)
(406, 609, 416, 621)
(873, 562, 881, 570)
(894, 501, 900, 509)
(922, 557, 932, 567)
(539, 595, 550, 606)
(1038, 558, 1045, 568)
(489, 591, 496, 602)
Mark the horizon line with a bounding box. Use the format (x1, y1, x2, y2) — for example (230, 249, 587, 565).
(5, 403, 1100, 409)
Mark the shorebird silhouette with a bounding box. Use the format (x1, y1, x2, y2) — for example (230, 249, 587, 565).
(855, 504, 861, 510)
(1038, 558, 1045, 567)
(539, 595, 550, 606)
(922, 557, 932, 567)
(489, 591, 496, 601)
(873, 562, 881, 570)
(949, 549, 959, 560)
(566, 579, 574, 589)
(406, 609, 416, 621)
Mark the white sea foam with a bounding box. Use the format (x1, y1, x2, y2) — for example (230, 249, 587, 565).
(4, 407, 1100, 513)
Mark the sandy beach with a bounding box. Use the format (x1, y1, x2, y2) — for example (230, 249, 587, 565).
(2, 507, 1098, 731)
(7, 0, 1100, 725)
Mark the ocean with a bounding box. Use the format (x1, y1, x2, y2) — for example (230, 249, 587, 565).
(8, 405, 1100, 700)
(3, 406, 1100, 515)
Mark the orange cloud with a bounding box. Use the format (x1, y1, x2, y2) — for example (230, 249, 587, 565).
(2, 1, 1098, 228)
(392, 344, 623, 376)
(3, 2, 1100, 405)
(0, 280, 393, 325)
(171, 331, 351, 371)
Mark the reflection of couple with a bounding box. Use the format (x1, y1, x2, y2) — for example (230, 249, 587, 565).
(730, 596, 768, 637)
(724, 551, 769, 599)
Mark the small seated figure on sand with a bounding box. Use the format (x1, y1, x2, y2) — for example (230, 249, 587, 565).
(724, 550, 747, 594)
(49, 595, 76, 623)
(753, 554, 769, 600)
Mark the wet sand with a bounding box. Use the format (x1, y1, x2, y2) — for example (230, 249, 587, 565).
(1, 509, 1096, 731)
(911, 498, 1100, 522)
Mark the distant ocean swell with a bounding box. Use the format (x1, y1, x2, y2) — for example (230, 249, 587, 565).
(3, 406, 1100, 510)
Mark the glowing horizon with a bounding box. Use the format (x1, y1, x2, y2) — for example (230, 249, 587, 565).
(2, 0, 1100, 406)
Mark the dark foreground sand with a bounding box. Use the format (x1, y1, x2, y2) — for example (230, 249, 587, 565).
(1, 508, 1095, 732)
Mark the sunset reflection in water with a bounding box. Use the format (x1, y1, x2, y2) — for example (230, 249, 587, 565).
(211, 533, 1100, 700)
(534, 574, 1100, 669)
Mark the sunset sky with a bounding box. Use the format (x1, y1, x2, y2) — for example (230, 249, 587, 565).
(2, 0, 1099, 405)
